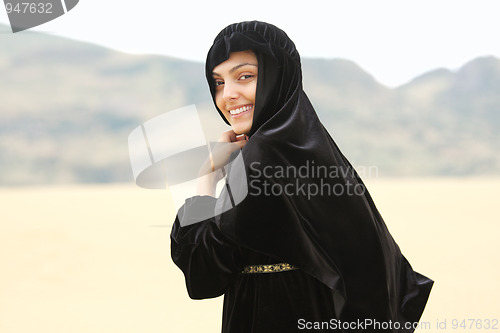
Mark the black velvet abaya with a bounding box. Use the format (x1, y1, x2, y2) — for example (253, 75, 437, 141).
(171, 21, 433, 332)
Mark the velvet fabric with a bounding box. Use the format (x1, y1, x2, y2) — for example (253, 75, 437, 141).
(172, 21, 433, 332)
(172, 196, 339, 332)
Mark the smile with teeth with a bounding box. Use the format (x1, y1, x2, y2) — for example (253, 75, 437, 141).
(229, 105, 253, 115)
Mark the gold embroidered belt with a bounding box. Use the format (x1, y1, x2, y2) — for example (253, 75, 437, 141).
(241, 263, 298, 274)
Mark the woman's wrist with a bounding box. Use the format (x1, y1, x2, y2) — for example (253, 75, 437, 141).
(196, 172, 218, 197)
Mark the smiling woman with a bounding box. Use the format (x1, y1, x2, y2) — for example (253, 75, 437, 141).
(212, 50, 258, 135)
(170, 21, 433, 332)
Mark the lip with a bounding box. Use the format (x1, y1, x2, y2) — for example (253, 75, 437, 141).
(228, 104, 253, 118)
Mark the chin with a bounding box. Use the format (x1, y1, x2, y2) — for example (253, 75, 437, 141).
(232, 123, 251, 135)
(233, 129, 248, 135)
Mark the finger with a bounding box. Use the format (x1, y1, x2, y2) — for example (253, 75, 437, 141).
(219, 130, 237, 142)
(234, 140, 248, 149)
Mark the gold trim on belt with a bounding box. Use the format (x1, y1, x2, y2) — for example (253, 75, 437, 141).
(241, 263, 298, 274)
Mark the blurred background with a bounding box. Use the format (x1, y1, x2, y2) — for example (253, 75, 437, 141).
(1, 1, 499, 332)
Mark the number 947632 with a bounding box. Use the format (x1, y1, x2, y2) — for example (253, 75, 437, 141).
(5, 2, 53, 14)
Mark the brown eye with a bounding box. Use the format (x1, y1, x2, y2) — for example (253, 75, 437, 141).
(214, 80, 224, 87)
(239, 75, 255, 80)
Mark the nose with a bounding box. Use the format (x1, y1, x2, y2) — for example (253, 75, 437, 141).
(222, 81, 239, 101)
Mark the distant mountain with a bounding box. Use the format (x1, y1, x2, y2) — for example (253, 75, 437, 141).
(1, 24, 499, 185)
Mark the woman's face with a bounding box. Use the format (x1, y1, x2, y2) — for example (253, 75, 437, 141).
(212, 50, 258, 135)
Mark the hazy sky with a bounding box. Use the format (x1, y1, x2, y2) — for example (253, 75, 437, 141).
(1, 0, 499, 87)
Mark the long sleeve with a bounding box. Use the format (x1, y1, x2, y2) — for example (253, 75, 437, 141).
(170, 195, 242, 299)
(171, 196, 341, 332)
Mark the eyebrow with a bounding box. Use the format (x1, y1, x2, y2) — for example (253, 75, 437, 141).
(212, 63, 258, 76)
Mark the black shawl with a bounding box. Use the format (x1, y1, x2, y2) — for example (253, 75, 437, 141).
(205, 21, 433, 329)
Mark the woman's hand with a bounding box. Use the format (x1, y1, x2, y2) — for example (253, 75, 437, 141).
(210, 130, 248, 173)
(197, 130, 248, 197)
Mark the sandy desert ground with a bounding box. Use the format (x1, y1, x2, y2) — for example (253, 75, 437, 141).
(1, 178, 499, 332)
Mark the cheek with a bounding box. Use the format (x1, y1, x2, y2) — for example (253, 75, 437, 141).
(214, 93, 231, 121)
(214, 91, 223, 109)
